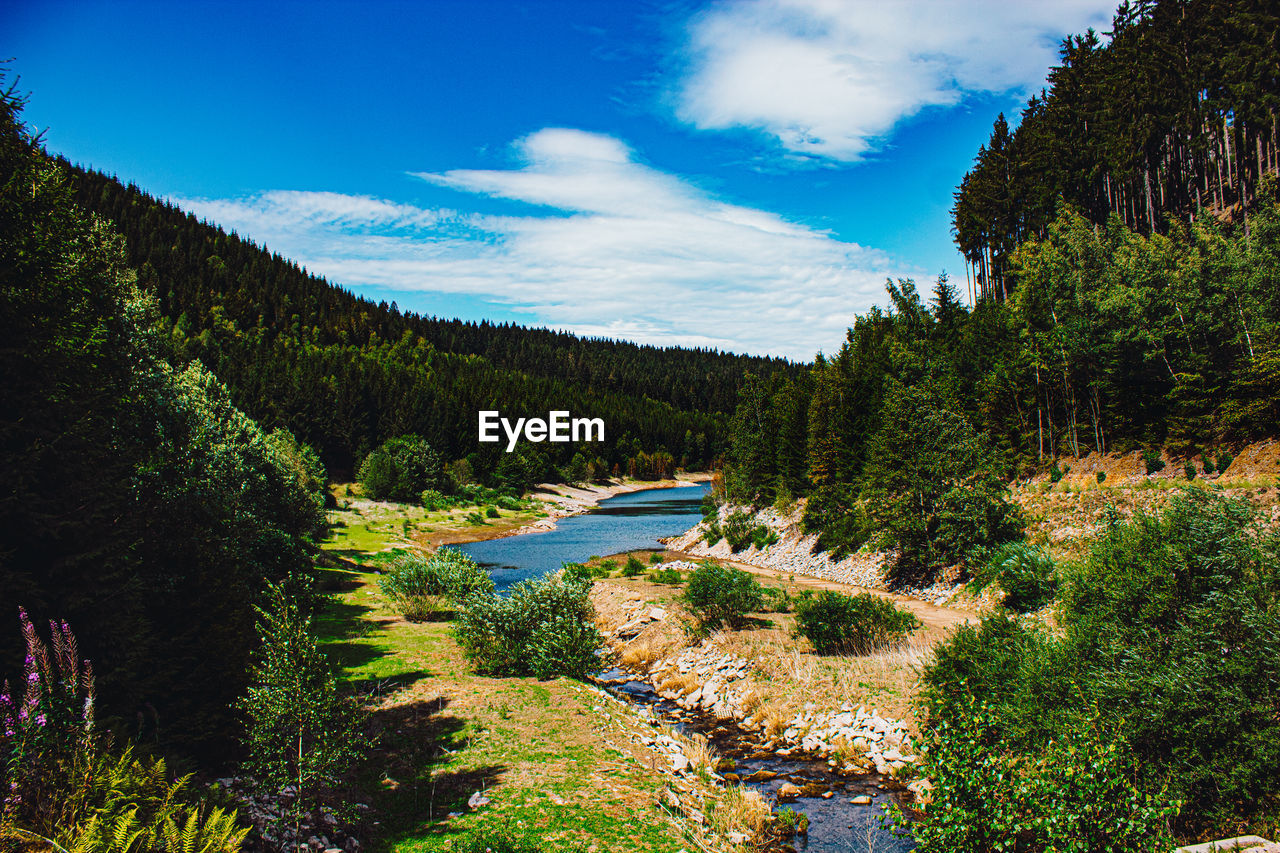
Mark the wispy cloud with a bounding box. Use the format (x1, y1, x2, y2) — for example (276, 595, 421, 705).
(673, 0, 1114, 162)
(176, 128, 903, 359)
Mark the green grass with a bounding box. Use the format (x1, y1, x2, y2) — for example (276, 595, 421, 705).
(314, 505, 705, 853)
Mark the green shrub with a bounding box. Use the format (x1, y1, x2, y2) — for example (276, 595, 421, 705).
(238, 585, 367, 823)
(651, 566, 683, 585)
(622, 555, 645, 577)
(1049, 461, 1065, 483)
(904, 695, 1177, 853)
(703, 520, 723, 546)
(682, 562, 763, 629)
(1215, 450, 1234, 474)
(485, 505, 500, 518)
(1184, 461, 1197, 480)
(793, 591, 919, 654)
(453, 575, 603, 679)
(379, 550, 494, 619)
(1143, 448, 1166, 475)
(649, 551, 665, 564)
(917, 492, 1280, 842)
(465, 510, 486, 525)
(977, 541, 1057, 613)
(1096, 470, 1106, 484)
(497, 495, 523, 511)
(759, 586, 792, 613)
(359, 434, 448, 503)
(419, 488, 451, 510)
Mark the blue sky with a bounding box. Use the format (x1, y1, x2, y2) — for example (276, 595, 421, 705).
(9, 0, 1115, 359)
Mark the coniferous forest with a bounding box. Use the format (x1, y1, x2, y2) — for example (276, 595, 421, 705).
(727, 0, 1280, 564)
(62, 165, 797, 481)
(6, 0, 1280, 849)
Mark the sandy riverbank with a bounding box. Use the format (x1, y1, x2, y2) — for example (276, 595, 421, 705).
(427, 472, 712, 547)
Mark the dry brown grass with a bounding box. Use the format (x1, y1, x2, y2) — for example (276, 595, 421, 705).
(619, 632, 680, 673)
(707, 784, 771, 841)
(674, 730, 718, 773)
(656, 671, 700, 696)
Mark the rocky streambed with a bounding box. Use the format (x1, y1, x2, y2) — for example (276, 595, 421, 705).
(593, 664, 918, 852)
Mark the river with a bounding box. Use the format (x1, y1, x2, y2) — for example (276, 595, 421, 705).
(455, 482, 915, 852)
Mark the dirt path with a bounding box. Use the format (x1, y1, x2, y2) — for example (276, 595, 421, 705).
(662, 548, 978, 631)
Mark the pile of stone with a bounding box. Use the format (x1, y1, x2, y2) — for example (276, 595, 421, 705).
(665, 504, 887, 589)
(212, 776, 365, 853)
(610, 598, 670, 638)
(636, 639, 930, 799)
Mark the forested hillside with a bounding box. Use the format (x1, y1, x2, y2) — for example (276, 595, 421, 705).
(725, 0, 1280, 568)
(0, 83, 322, 758)
(952, 0, 1279, 299)
(62, 166, 797, 478)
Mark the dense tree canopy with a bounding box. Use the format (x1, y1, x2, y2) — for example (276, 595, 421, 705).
(0, 82, 321, 758)
(953, 0, 1280, 299)
(61, 166, 801, 480)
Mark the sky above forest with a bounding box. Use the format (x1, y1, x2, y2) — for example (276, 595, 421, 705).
(9, 0, 1116, 359)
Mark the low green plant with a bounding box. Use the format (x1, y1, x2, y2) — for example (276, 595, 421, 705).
(419, 488, 452, 510)
(1215, 450, 1234, 474)
(1096, 471, 1106, 484)
(622, 554, 646, 577)
(649, 551, 665, 564)
(774, 805, 809, 835)
(379, 549, 495, 619)
(1143, 448, 1166, 475)
(682, 562, 763, 629)
(703, 519, 723, 546)
(485, 505, 500, 518)
(975, 541, 1058, 613)
(453, 575, 604, 679)
(793, 591, 919, 654)
(759, 586, 792, 613)
(496, 495, 523, 511)
(465, 510, 487, 525)
(1049, 461, 1065, 483)
(650, 566, 683, 585)
(597, 559, 617, 574)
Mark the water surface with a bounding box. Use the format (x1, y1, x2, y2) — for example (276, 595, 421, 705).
(454, 482, 710, 591)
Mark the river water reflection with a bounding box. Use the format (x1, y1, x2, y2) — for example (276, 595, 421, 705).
(454, 482, 710, 591)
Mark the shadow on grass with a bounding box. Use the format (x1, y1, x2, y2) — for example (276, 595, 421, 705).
(353, 696, 507, 852)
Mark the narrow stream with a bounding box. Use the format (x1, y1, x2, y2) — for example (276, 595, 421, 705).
(596, 668, 915, 853)
(457, 483, 916, 851)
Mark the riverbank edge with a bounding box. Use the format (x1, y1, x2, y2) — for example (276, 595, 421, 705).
(431, 472, 712, 548)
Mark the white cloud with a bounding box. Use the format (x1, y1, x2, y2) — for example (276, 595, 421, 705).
(674, 0, 1115, 161)
(175, 128, 904, 359)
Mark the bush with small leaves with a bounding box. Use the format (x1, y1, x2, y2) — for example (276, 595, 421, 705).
(1143, 449, 1166, 475)
(650, 566, 683, 585)
(485, 505, 500, 518)
(237, 585, 367, 829)
(703, 520, 723, 546)
(379, 549, 494, 619)
(453, 574, 603, 679)
(1185, 461, 1197, 480)
(622, 555, 645, 577)
(1215, 450, 1233, 474)
(793, 591, 920, 655)
(1096, 471, 1106, 484)
(649, 551, 664, 564)
(977, 541, 1058, 613)
(682, 562, 763, 629)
